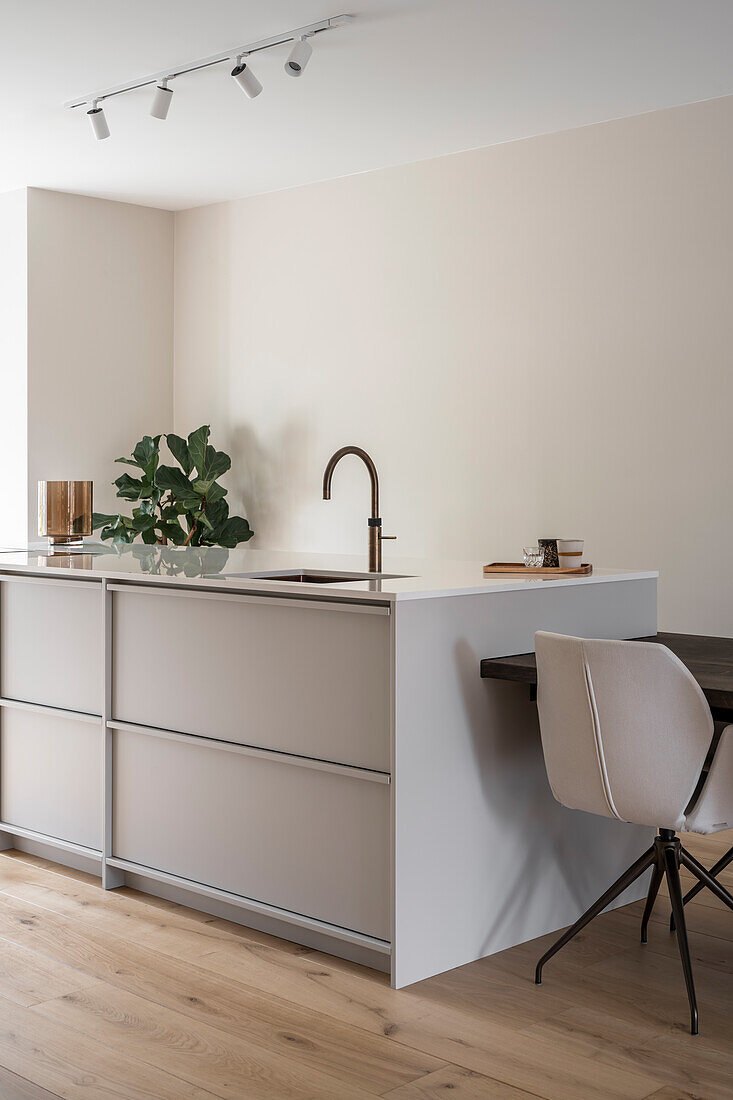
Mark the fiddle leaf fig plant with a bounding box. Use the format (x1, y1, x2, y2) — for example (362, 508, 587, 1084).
(92, 426, 254, 549)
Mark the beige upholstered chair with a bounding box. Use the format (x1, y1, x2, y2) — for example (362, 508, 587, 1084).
(534, 631, 733, 1035)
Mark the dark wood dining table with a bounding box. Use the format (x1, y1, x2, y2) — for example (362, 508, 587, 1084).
(480, 633, 733, 721)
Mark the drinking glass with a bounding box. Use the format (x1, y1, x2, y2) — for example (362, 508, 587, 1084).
(523, 546, 543, 568)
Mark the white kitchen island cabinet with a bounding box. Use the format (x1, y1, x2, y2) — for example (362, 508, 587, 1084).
(0, 546, 657, 987)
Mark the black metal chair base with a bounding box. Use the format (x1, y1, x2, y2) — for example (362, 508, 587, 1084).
(671, 842, 733, 932)
(535, 830, 733, 1035)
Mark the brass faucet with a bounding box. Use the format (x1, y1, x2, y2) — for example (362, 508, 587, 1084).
(322, 446, 396, 572)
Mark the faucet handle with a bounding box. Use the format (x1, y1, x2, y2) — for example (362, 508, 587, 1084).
(380, 534, 397, 541)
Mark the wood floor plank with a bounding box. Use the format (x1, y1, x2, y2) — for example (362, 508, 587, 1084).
(0, 889, 659, 1100)
(0, 936, 96, 1007)
(0, 994, 218, 1099)
(199, 947, 659, 1100)
(0, 892, 442, 1096)
(34, 981, 658, 1100)
(680, 832, 733, 868)
(517, 941, 733, 1045)
(656, 872, 732, 914)
(198, 934, 574, 1032)
(585, 938, 733, 1014)
(34, 980, 379, 1100)
(523, 1005, 733, 1100)
(642, 1089, 713, 1099)
(382, 1065, 543, 1098)
(0, 853, 305, 963)
(610, 907, 733, 974)
(626, 894, 733, 940)
(0, 830, 727, 1100)
(0, 1064, 60, 1100)
(0, 851, 99, 886)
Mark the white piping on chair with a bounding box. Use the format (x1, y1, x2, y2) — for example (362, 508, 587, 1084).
(582, 643, 623, 821)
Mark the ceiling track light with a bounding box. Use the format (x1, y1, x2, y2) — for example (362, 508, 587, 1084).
(66, 14, 352, 141)
(285, 37, 313, 77)
(150, 78, 173, 120)
(231, 55, 262, 99)
(87, 99, 110, 140)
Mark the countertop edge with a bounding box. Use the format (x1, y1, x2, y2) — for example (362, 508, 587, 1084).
(0, 559, 659, 603)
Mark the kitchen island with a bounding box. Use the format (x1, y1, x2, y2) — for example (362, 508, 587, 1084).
(0, 544, 657, 987)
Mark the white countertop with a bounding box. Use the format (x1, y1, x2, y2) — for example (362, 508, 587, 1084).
(0, 543, 658, 603)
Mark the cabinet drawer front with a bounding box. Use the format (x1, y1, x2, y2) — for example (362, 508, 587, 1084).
(113, 729, 390, 940)
(0, 708, 102, 850)
(112, 588, 390, 771)
(1, 579, 103, 714)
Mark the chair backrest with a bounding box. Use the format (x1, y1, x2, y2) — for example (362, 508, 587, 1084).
(535, 632, 714, 830)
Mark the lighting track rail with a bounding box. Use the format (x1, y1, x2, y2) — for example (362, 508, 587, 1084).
(65, 13, 353, 139)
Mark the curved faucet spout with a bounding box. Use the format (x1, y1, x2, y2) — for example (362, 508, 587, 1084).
(322, 445, 380, 518)
(322, 446, 393, 572)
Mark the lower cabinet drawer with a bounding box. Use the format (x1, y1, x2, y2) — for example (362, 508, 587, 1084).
(0, 708, 103, 850)
(1, 578, 103, 714)
(112, 587, 391, 772)
(112, 730, 390, 940)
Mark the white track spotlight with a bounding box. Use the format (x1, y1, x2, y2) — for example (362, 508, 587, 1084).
(285, 36, 312, 76)
(231, 56, 263, 98)
(150, 79, 173, 120)
(87, 99, 110, 140)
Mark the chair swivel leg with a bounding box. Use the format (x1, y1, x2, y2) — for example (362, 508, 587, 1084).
(680, 844, 733, 908)
(535, 846, 655, 985)
(680, 849, 733, 912)
(640, 861, 664, 944)
(663, 841, 699, 1036)
(670, 845, 733, 931)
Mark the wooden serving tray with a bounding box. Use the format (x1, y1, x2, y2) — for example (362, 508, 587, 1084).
(483, 562, 593, 576)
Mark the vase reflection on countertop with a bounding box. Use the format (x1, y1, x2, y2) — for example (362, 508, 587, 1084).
(37, 552, 97, 570)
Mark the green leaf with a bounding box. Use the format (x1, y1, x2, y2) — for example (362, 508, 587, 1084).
(204, 482, 227, 503)
(198, 445, 231, 487)
(155, 465, 195, 495)
(187, 425, 211, 478)
(104, 522, 135, 544)
(215, 516, 253, 548)
(114, 473, 146, 501)
(141, 527, 159, 545)
(92, 512, 121, 530)
(158, 519, 188, 545)
(115, 457, 142, 468)
(203, 498, 229, 530)
(131, 513, 156, 532)
(133, 435, 159, 471)
(166, 433, 192, 477)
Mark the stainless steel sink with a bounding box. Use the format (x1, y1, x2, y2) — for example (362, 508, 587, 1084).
(255, 572, 359, 584)
(207, 570, 410, 583)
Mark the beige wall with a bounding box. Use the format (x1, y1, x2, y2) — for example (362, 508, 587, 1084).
(0, 190, 29, 546)
(174, 94, 733, 634)
(27, 189, 174, 526)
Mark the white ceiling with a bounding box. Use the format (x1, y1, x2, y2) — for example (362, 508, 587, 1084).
(3, 0, 733, 211)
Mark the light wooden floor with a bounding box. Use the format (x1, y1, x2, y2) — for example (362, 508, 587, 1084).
(0, 831, 730, 1100)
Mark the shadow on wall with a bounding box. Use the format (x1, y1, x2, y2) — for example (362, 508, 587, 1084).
(229, 420, 311, 546)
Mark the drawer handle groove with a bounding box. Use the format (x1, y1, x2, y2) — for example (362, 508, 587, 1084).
(107, 720, 391, 783)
